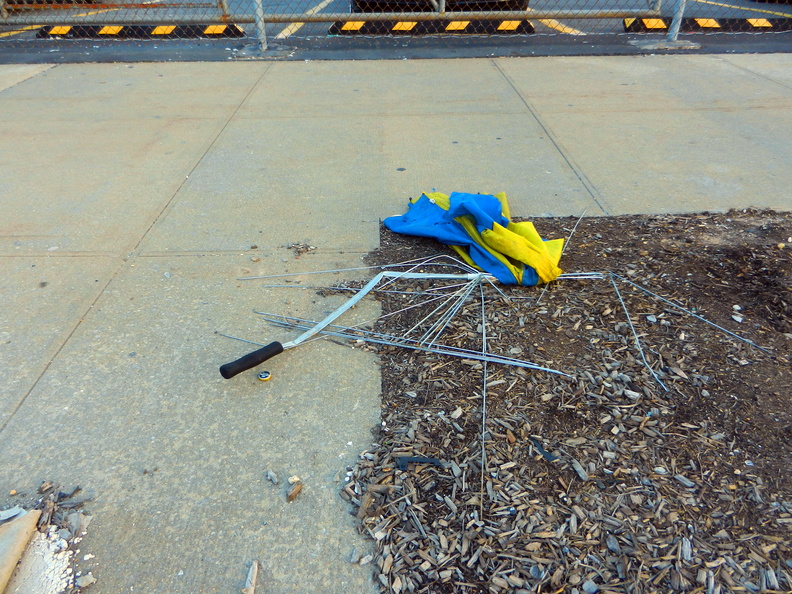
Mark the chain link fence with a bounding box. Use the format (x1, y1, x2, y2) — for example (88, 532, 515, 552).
(1, 0, 791, 48)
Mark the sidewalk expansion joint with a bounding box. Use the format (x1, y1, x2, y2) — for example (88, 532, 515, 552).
(719, 57, 792, 93)
(0, 256, 127, 436)
(492, 59, 610, 216)
(125, 65, 273, 260)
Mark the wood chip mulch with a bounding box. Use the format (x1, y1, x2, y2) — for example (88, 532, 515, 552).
(339, 209, 792, 593)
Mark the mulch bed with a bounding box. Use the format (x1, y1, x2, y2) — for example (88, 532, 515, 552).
(338, 209, 791, 593)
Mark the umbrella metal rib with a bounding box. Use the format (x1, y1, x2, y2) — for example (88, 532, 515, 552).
(404, 280, 478, 342)
(479, 281, 489, 515)
(610, 273, 669, 391)
(278, 270, 487, 350)
(221, 259, 600, 379)
(418, 275, 483, 348)
(256, 313, 571, 376)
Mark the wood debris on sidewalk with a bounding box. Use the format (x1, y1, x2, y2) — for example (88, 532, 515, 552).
(1, 481, 95, 593)
(340, 209, 791, 593)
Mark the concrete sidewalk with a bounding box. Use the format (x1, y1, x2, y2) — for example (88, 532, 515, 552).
(0, 54, 790, 593)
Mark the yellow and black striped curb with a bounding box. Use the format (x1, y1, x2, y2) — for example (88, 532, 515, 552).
(329, 19, 534, 34)
(624, 17, 792, 32)
(36, 24, 245, 38)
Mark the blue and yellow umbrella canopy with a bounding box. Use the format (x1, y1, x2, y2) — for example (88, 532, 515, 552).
(384, 192, 564, 286)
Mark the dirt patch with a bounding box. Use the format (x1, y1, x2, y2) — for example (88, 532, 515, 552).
(557, 210, 792, 482)
(339, 209, 791, 592)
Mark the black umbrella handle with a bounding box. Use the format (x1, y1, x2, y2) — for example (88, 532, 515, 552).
(220, 342, 284, 379)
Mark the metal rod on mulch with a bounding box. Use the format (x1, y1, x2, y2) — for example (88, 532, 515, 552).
(243, 315, 571, 376)
(219, 271, 488, 379)
(611, 273, 772, 355)
(610, 274, 669, 391)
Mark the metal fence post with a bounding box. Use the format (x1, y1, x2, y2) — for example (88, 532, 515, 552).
(253, 0, 268, 51)
(217, 0, 230, 19)
(667, 0, 686, 41)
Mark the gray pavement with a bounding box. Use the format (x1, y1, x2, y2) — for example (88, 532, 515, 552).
(1, 54, 791, 593)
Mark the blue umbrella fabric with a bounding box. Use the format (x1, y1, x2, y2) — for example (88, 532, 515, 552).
(383, 191, 564, 286)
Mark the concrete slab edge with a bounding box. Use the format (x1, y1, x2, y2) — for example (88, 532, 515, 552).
(629, 39, 702, 50)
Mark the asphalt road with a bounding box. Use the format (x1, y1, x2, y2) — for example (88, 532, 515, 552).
(1, 0, 791, 58)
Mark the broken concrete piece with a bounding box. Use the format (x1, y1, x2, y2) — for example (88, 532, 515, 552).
(66, 511, 92, 538)
(0, 507, 25, 523)
(76, 573, 97, 587)
(0, 509, 42, 592)
(241, 560, 259, 594)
